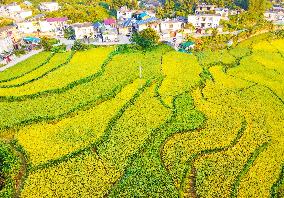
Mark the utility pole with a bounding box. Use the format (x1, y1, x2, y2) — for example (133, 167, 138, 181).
(139, 65, 143, 79)
(139, 65, 143, 88)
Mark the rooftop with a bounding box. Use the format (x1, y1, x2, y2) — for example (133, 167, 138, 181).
(104, 18, 116, 25)
(72, 22, 93, 28)
(40, 2, 58, 5)
(0, 26, 14, 34)
(46, 17, 68, 22)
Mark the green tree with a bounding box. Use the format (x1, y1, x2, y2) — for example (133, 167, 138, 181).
(40, 37, 59, 51)
(64, 26, 75, 40)
(72, 40, 90, 51)
(248, 0, 271, 15)
(131, 28, 160, 49)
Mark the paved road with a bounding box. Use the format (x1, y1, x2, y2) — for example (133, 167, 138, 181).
(0, 49, 43, 72)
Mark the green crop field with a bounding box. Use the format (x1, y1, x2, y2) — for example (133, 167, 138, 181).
(0, 33, 283, 198)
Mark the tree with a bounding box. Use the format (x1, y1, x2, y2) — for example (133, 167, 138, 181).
(72, 40, 89, 51)
(40, 37, 59, 51)
(131, 28, 160, 49)
(64, 27, 75, 40)
(248, 0, 271, 15)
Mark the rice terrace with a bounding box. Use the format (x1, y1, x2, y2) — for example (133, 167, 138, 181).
(0, 31, 284, 198)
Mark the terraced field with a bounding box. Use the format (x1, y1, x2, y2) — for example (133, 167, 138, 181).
(0, 33, 283, 197)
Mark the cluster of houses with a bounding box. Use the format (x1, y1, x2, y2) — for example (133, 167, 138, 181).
(264, 4, 284, 25)
(1, 1, 283, 65)
(0, 1, 245, 64)
(0, 2, 60, 22)
(0, 2, 32, 22)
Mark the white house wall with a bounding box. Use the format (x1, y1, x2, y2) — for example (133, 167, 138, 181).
(0, 37, 14, 53)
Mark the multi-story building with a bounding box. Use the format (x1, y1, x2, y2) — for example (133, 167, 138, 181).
(215, 8, 229, 19)
(195, 4, 216, 14)
(15, 10, 33, 19)
(39, 2, 60, 12)
(71, 22, 95, 40)
(16, 21, 38, 34)
(264, 10, 284, 22)
(0, 26, 18, 54)
(5, 3, 21, 13)
(117, 6, 133, 21)
(188, 14, 221, 29)
(160, 19, 184, 33)
(39, 17, 68, 36)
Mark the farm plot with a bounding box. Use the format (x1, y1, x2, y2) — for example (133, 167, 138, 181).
(159, 51, 202, 106)
(21, 150, 120, 198)
(0, 52, 52, 82)
(229, 45, 284, 100)
(0, 35, 283, 198)
(0, 47, 113, 97)
(109, 93, 205, 197)
(97, 83, 171, 171)
(162, 89, 243, 193)
(0, 46, 169, 130)
(0, 52, 72, 87)
(192, 85, 284, 198)
(16, 80, 144, 166)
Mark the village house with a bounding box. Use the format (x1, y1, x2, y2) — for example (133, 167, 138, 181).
(195, 4, 216, 14)
(160, 19, 184, 33)
(143, 0, 161, 10)
(23, 1, 33, 7)
(14, 10, 33, 20)
(188, 14, 221, 30)
(0, 26, 15, 54)
(16, 21, 38, 34)
(264, 10, 284, 22)
(229, 9, 243, 15)
(117, 6, 133, 21)
(117, 18, 134, 35)
(101, 29, 118, 42)
(5, 3, 21, 13)
(104, 18, 117, 28)
(215, 8, 229, 19)
(39, 17, 68, 37)
(71, 22, 95, 40)
(133, 17, 160, 32)
(272, 5, 284, 12)
(39, 2, 60, 12)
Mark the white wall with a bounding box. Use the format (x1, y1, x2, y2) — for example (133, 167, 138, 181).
(74, 27, 95, 40)
(0, 37, 14, 53)
(17, 22, 37, 34)
(17, 10, 32, 19)
(7, 5, 21, 13)
(160, 21, 183, 32)
(188, 15, 221, 29)
(117, 11, 133, 20)
(39, 2, 59, 12)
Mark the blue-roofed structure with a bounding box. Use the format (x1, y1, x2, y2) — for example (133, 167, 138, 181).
(93, 22, 102, 29)
(122, 18, 134, 27)
(135, 17, 158, 25)
(23, 37, 41, 43)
